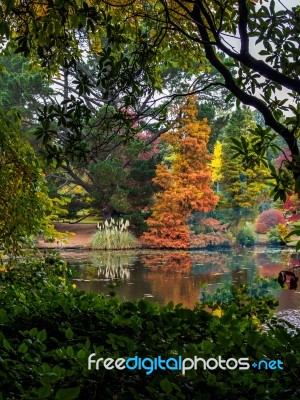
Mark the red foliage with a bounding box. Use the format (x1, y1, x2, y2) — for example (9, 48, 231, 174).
(283, 193, 300, 222)
(200, 218, 228, 233)
(141, 210, 191, 249)
(189, 232, 229, 248)
(141, 97, 218, 248)
(274, 148, 292, 170)
(255, 209, 285, 233)
(141, 252, 192, 273)
(136, 131, 159, 160)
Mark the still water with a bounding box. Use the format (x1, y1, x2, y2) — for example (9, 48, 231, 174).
(61, 247, 300, 315)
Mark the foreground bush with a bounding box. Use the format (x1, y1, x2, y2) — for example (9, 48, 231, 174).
(237, 222, 256, 246)
(0, 254, 300, 399)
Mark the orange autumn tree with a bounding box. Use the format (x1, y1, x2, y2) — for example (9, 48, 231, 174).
(142, 96, 218, 248)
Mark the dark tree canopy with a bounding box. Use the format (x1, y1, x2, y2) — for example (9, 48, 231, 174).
(0, 0, 299, 200)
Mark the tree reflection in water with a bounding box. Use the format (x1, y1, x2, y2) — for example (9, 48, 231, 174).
(141, 252, 195, 307)
(69, 249, 300, 310)
(141, 251, 233, 307)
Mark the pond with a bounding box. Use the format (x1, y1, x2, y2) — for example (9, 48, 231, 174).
(61, 247, 300, 318)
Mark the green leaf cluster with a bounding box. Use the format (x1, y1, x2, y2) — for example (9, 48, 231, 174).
(0, 112, 65, 253)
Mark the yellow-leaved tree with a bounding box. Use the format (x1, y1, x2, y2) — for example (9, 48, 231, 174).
(211, 140, 223, 193)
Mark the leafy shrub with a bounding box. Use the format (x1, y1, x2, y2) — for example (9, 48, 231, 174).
(1, 255, 300, 399)
(200, 218, 228, 233)
(283, 194, 300, 223)
(237, 222, 256, 246)
(188, 218, 229, 248)
(258, 199, 273, 213)
(255, 209, 285, 234)
(189, 232, 230, 248)
(92, 218, 138, 249)
(268, 223, 291, 245)
(225, 230, 237, 246)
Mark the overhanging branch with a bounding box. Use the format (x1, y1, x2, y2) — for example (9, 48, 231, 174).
(191, 1, 300, 95)
(191, 3, 299, 160)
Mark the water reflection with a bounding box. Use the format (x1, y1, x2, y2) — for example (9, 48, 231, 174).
(62, 248, 300, 311)
(92, 252, 136, 280)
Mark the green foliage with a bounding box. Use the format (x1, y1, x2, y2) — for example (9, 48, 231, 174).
(0, 0, 299, 202)
(218, 108, 271, 223)
(92, 218, 137, 250)
(86, 144, 157, 227)
(60, 189, 92, 220)
(237, 222, 256, 247)
(124, 211, 149, 237)
(2, 0, 297, 246)
(0, 52, 52, 121)
(286, 221, 300, 250)
(1, 255, 300, 399)
(89, 160, 130, 216)
(125, 157, 158, 235)
(0, 112, 65, 253)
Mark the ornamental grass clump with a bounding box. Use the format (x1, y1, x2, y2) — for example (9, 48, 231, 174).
(92, 218, 137, 250)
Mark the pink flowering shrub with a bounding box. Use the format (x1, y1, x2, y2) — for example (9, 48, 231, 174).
(255, 209, 285, 234)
